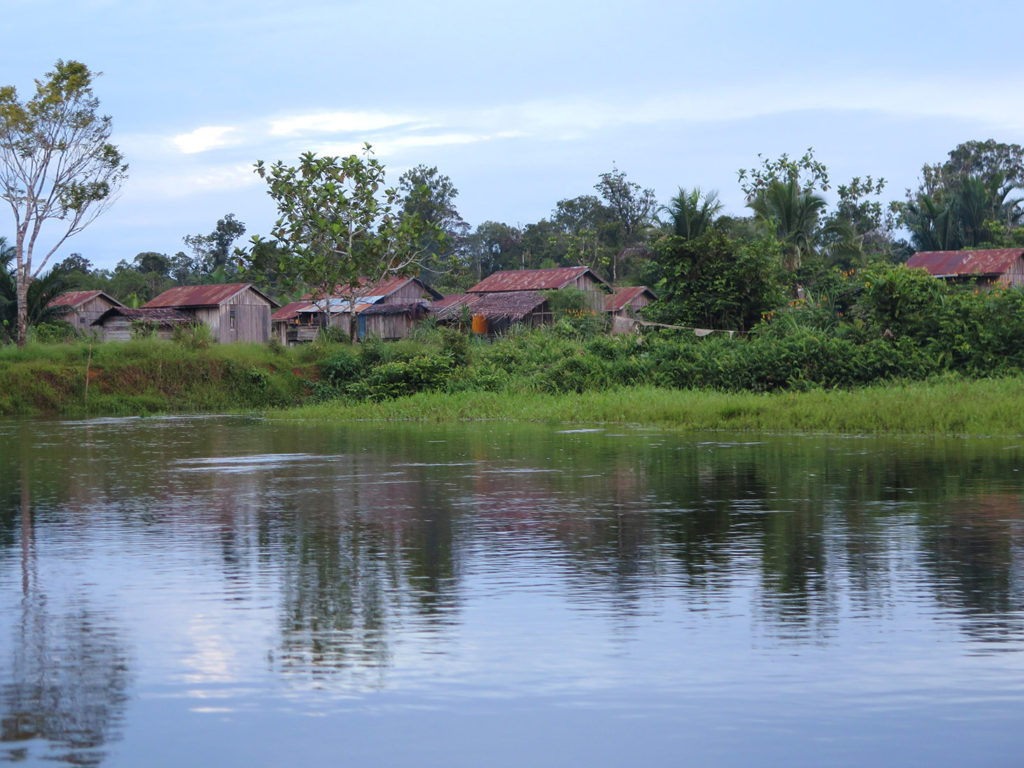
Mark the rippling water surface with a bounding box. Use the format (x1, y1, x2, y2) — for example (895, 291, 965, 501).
(2, 416, 1024, 766)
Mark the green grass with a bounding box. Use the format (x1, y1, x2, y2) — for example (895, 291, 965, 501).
(270, 377, 1024, 436)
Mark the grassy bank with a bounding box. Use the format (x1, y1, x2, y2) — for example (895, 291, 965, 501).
(273, 376, 1024, 436)
(5, 332, 1024, 435)
(0, 339, 317, 417)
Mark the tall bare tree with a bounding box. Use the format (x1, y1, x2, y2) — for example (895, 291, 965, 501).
(0, 60, 127, 345)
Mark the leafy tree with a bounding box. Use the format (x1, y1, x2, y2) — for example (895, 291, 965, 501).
(594, 166, 658, 282)
(463, 221, 524, 281)
(397, 165, 466, 291)
(241, 146, 439, 340)
(662, 187, 723, 240)
(897, 140, 1024, 251)
(648, 231, 785, 332)
(0, 60, 127, 346)
(739, 150, 834, 271)
(183, 213, 246, 278)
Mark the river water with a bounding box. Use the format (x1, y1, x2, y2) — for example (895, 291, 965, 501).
(1, 416, 1023, 767)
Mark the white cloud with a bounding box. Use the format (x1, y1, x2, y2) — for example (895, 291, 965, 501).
(173, 126, 239, 154)
(269, 110, 417, 137)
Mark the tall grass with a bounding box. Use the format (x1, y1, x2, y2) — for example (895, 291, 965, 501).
(272, 377, 1024, 436)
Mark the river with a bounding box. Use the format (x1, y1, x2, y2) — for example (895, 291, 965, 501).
(1, 416, 1023, 766)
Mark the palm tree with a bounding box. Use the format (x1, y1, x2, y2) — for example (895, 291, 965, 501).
(747, 179, 827, 269)
(663, 187, 724, 239)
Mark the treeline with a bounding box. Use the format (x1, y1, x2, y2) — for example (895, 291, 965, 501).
(4, 139, 1024, 347)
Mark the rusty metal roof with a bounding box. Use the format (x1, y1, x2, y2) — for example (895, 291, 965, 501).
(361, 301, 430, 316)
(468, 266, 608, 293)
(430, 291, 548, 322)
(47, 290, 123, 309)
(91, 307, 194, 327)
(304, 275, 443, 301)
(906, 249, 1024, 277)
(143, 283, 278, 309)
(271, 301, 315, 322)
(605, 285, 656, 312)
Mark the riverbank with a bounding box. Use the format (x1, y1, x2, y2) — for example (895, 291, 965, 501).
(4, 336, 1024, 435)
(272, 377, 1024, 435)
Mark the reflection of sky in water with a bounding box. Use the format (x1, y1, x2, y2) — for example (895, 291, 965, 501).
(2, 417, 1024, 766)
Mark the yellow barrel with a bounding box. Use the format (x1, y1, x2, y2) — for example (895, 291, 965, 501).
(471, 314, 488, 334)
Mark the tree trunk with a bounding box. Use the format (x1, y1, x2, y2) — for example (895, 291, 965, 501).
(15, 270, 29, 348)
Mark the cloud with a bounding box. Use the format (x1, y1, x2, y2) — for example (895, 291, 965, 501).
(269, 110, 417, 137)
(173, 126, 239, 154)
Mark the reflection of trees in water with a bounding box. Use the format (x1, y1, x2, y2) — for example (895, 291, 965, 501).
(1, 461, 131, 767)
(917, 493, 1024, 643)
(2, 600, 132, 766)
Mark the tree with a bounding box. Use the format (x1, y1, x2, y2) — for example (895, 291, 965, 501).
(397, 165, 466, 290)
(648, 231, 785, 332)
(594, 166, 658, 282)
(0, 60, 127, 346)
(241, 146, 438, 340)
(662, 187, 723, 239)
(740, 150, 830, 271)
(897, 140, 1024, 251)
(183, 213, 246, 278)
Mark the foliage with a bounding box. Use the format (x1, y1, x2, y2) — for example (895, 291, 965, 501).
(241, 145, 439, 341)
(897, 140, 1024, 251)
(649, 231, 786, 332)
(183, 213, 246, 279)
(0, 60, 128, 346)
(662, 187, 723, 239)
(397, 165, 467, 291)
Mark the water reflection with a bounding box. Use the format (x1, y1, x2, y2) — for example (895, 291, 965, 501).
(1, 418, 1024, 764)
(1, 438, 131, 766)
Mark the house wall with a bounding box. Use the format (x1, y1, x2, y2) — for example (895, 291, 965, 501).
(66, 295, 119, 332)
(570, 274, 610, 310)
(380, 281, 431, 304)
(97, 317, 176, 342)
(361, 313, 417, 340)
(1001, 258, 1024, 287)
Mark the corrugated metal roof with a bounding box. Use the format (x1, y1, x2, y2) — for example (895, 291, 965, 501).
(361, 301, 429, 316)
(468, 266, 606, 293)
(605, 285, 656, 312)
(271, 301, 315, 321)
(906, 249, 1024, 277)
(92, 307, 194, 326)
(304, 275, 443, 301)
(48, 290, 122, 309)
(144, 283, 277, 309)
(430, 291, 547, 322)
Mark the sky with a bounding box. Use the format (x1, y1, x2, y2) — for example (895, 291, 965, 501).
(3, 0, 1023, 272)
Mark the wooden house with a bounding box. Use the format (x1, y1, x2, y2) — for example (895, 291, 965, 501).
(605, 286, 657, 317)
(91, 307, 196, 341)
(143, 283, 278, 343)
(906, 249, 1024, 287)
(430, 291, 551, 335)
(272, 276, 442, 344)
(48, 290, 123, 332)
(468, 266, 611, 310)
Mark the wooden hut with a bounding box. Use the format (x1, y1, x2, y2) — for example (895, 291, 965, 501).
(468, 266, 611, 310)
(143, 283, 278, 343)
(431, 291, 551, 335)
(359, 302, 430, 340)
(906, 249, 1024, 287)
(606, 286, 657, 317)
(92, 307, 195, 341)
(48, 290, 123, 332)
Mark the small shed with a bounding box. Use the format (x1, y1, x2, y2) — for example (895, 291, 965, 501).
(143, 283, 278, 343)
(431, 291, 551, 335)
(468, 266, 611, 310)
(359, 301, 431, 340)
(606, 286, 657, 317)
(906, 249, 1024, 287)
(92, 307, 195, 341)
(48, 290, 123, 331)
